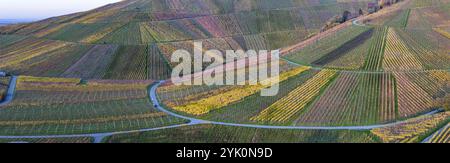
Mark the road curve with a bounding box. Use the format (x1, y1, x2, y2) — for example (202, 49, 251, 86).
(149, 81, 442, 130)
(421, 123, 449, 143)
(0, 0, 437, 143)
(352, 19, 365, 27)
(0, 79, 442, 143)
(0, 77, 198, 143)
(0, 76, 17, 107)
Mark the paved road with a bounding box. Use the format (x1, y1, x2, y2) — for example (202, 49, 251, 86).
(149, 81, 442, 130)
(352, 19, 365, 27)
(0, 76, 17, 107)
(0, 79, 441, 143)
(0, 0, 440, 142)
(421, 123, 449, 143)
(0, 76, 198, 143)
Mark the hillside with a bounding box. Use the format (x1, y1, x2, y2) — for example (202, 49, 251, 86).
(0, 0, 373, 80)
(0, 0, 449, 143)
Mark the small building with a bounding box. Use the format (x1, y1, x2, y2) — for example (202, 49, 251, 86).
(0, 71, 6, 77)
(368, 2, 379, 14)
(348, 12, 359, 20)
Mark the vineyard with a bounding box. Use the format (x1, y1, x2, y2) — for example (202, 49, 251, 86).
(194, 69, 320, 124)
(0, 0, 449, 143)
(0, 35, 27, 49)
(385, 9, 410, 28)
(411, 0, 447, 8)
(0, 38, 94, 77)
(363, 27, 387, 71)
(382, 28, 423, 71)
(0, 76, 187, 135)
(103, 44, 172, 80)
(284, 26, 371, 66)
(0, 77, 10, 101)
(0, 38, 69, 69)
(324, 33, 371, 70)
(165, 69, 450, 126)
(0, 137, 94, 143)
(405, 71, 449, 99)
(45, 23, 116, 42)
(371, 112, 450, 143)
(61, 45, 118, 79)
(406, 7, 433, 29)
(251, 70, 337, 123)
(97, 23, 143, 45)
(312, 29, 373, 66)
(433, 28, 450, 39)
(394, 72, 436, 117)
(0, 0, 440, 80)
(295, 72, 397, 126)
(167, 66, 310, 115)
(396, 29, 450, 70)
(426, 123, 450, 143)
(104, 124, 379, 143)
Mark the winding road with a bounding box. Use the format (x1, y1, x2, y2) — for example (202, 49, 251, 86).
(0, 0, 440, 143)
(0, 76, 17, 107)
(149, 81, 442, 130)
(421, 123, 449, 143)
(0, 79, 442, 143)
